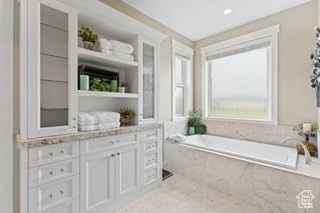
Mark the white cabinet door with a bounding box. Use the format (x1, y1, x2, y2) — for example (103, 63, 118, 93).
(80, 150, 115, 213)
(115, 144, 141, 201)
(27, 0, 78, 138)
(138, 36, 158, 124)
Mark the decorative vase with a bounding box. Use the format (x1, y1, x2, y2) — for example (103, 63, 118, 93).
(79, 75, 89, 90)
(188, 127, 195, 135)
(111, 80, 118, 92)
(83, 41, 94, 50)
(118, 87, 125, 93)
(120, 118, 130, 126)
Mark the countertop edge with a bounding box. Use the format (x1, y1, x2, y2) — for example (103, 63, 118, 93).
(17, 123, 163, 149)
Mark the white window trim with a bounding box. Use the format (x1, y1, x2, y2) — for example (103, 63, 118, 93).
(172, 39, 194, 121)
(200, 25, 280, 125)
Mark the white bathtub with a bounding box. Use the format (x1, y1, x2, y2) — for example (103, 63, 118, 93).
(182, 134, 298, 169)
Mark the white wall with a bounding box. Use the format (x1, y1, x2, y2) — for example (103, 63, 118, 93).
(0, 0, 14, 213)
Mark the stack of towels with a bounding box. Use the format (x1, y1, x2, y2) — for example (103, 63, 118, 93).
(96, 38, 134, 61)
(78, 111, 120, 132)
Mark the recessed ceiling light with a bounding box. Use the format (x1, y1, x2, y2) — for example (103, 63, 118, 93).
(223, 8, 232, 15)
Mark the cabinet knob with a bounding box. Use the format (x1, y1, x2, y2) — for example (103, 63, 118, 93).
(111, 141, 114, 144)
(60, 190, 64, 194)
(49, 152, 53, 156)
(116, 140, 120, 143)
(72, 118, 77, 120)
(111, 154, 115, 157)
(117, 153, 120, 156)
(60, 150, 64, 154)
(49, 194, 53, 198)
(60, 169, 64, 172)
(49, 171, 53, 175)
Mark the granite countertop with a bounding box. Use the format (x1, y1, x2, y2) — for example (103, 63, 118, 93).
(16, 123, 163, 149)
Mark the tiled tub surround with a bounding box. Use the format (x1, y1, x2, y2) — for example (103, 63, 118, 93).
(16, 123, 163, 148)
(163, 142, 320, 213)
(202, 119, 305, 148)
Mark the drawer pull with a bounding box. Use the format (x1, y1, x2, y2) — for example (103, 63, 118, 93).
(60, 190, 64, 194)
(111, 141, 114, 144)
(116, 140, 120, 143)
(111, 154, 115, 157)
(49, 152, 53, 156)
(60, 150, 64, 154)
(49, 171, 54, 176)
(49, 194, 53, 198)
(117, 153, 120, 156)
(60, 169, 64, 172)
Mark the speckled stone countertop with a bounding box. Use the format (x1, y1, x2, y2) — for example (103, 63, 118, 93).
(16, 123, 163, 149)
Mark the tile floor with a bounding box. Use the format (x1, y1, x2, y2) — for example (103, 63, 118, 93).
(116, 174, 263, 213)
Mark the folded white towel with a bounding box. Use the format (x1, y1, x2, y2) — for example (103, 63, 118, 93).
(78, 122, 121, 132)
(98, 48, 134, 61)
(78, 111, 120, 126)
(96, 38, 134, 54)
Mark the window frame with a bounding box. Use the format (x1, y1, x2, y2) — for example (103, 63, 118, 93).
(172, 39, 194, 121)
(201, 25, 280, 124)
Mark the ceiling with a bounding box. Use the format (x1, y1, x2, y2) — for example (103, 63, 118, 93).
(122, 0, 311, 41)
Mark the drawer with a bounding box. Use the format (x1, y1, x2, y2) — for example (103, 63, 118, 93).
(29, 141, 79, 168)
(43, 199, 79, 213)
(29, 158, 79, 188)
(142, 129, 161, 142)
(143, 140, 161, 153)
(29, 176, 79, 213)
(80, 133, 138, 155)
(142, 151, 160, 170)
(142, 167, 161, 187)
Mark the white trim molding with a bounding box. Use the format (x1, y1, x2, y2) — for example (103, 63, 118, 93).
(201, 25, 280, 125)
(171, 40, 194, 121)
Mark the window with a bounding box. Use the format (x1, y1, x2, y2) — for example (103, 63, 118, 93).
(201, 25, 279, 124)
(172, 40, 194, 120)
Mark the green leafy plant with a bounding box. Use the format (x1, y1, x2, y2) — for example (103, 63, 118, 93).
(89, 78, 111, 92)
(187, 108, 207, 134)
(195, 123, 207, 134)
(188, 108, 202, 125)
(119, 108, 136, 119)
(78, 25, 98, 44)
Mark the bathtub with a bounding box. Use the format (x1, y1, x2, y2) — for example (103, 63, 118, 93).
(182, 134, 298, 169)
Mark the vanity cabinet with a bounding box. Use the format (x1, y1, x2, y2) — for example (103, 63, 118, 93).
(80, 135, 141, 213)
(24, 0, 78, 138)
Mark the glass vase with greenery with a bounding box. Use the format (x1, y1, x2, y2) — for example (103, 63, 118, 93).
(89, 78, 111, 92)
(187, 108, 207, 135)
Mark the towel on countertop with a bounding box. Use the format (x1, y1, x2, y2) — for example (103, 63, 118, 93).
(167, 133, 187, 143)
(78, 111, 120, 126)
(96, 38, 134, 54)
(78, 122, 121, 132)
(98, 48, 134, 61)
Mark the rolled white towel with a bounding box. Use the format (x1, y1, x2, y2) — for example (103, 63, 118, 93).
(108, 40, 134, 54)
(98, 48, 134, 61)
(96, 38, 109, 49)
(78, 111, 120, 126)
(78, 122, 121, 132)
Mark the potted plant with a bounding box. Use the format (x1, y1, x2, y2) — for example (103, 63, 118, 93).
(78, 25, 98, 50)
(188, 108, 204, 135)
(120, 82, 129, 93)
(293, 122, 318, 156)
(119, 107, 136, 126)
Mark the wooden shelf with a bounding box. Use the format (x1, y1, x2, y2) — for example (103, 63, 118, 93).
(78, 90, 139, 98)
(78, 48, 138, 69)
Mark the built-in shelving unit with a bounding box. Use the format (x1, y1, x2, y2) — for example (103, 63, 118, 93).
(78, 47, 138, 69)
(78, 90, 139, 98)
